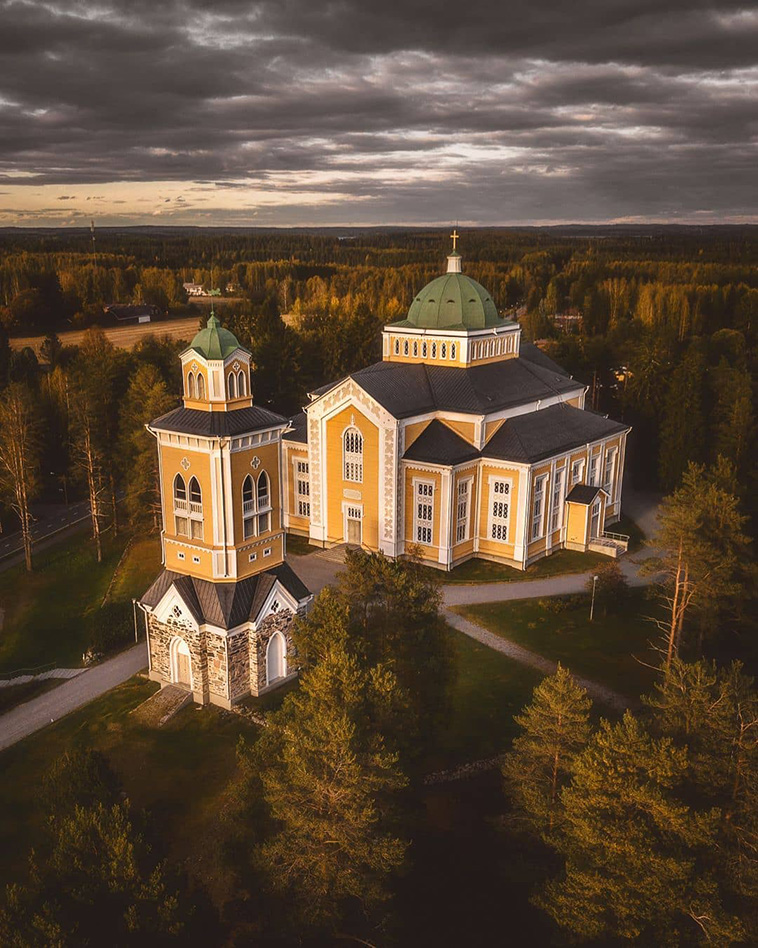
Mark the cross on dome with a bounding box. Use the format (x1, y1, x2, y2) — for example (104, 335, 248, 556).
(450, 228, 459, 251)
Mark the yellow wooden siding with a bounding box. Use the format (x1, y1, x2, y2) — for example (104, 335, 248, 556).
(404, 420, 432, 449)
(476, 463, 521, 560)
(403, 466, 442, 558)
(283, 443, 310, 534)
(160, 445, 213, 548)
(444, 419, 476, 444)
(325, 406, 380, 549)
(566, 503, 588, 546)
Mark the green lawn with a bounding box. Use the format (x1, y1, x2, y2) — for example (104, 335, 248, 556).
(0, 532, 162, 674)
(454, 587, 663, 699)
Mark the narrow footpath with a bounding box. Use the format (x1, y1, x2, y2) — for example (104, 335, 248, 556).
(0, 643, 147, 752)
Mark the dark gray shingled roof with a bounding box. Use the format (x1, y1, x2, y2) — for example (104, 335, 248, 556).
(150, 405, 287, 437)
(484, 404, 629, 464)
(566, 484, 605, 505)
(283, 411, 308, 443)
(403, 420, 480, 465)
(400, 404, 628, 467)
(307, 345, 581, 420)
(140, 561, 310, 629)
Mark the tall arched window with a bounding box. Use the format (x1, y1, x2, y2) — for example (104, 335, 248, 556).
(197, 374, 206, 399)
(238, 370, 246, 396)
(187, 477, 203, 539)
(173, 474, 188, 536)
(227, 373, 237, 399)
(343, 427, 363, 483)
(187, 372, 196, 399)
(174, 474, 186, 504)
(242, 474, 255, 538)
(257, 471, 271, 534)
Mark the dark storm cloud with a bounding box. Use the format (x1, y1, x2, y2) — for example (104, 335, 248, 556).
(0, 0, 755, 223)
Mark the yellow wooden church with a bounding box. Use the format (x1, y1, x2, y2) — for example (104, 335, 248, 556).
(282, 237, 630, 571)
(140, 237, 630, 705)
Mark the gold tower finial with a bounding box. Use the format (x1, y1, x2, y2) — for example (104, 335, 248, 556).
(450, 228, 459, 251)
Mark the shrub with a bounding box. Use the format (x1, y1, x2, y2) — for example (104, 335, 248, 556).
(89, 601, 134, 655)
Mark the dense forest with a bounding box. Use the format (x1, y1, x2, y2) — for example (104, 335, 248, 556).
(0, 226, 755, 524)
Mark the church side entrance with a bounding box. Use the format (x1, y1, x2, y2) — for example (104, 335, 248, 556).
(344, 503, 363, 546)
(170, 636, 192, 690)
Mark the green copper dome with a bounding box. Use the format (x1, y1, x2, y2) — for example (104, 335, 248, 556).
(189, 314, 243, 360)
(392, 272, 502, 331)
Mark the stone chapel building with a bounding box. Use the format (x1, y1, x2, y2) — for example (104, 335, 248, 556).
(139, 315, 311, 707)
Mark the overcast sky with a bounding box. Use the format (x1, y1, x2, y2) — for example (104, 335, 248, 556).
(0, 0, 756, 227)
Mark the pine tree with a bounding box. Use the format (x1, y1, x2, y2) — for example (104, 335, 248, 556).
(245, 645, 408, 936)
(502, 665, 591, 839)
(658, 342, 706, 491)
(646, 459, 751, 663)
(537, 712, 742, 944)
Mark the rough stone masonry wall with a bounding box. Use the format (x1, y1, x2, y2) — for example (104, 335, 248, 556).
(206, 630, 228, 701)
(228, 629, 250, 703)
(249, 608, 299, 696)
(147, 613, 209, 703)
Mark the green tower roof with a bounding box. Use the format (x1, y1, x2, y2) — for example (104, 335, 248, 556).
(189, 314, 245, 360)
(390, 272, 503, 331)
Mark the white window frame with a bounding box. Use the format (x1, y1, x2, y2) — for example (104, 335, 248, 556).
(550, 467, 565, 533)
(603, 447, 617, 500)
(487, 476, 512, 542)
(414, 479, 434, 546)
(589, 454, 600, 487)
(293, 458, 310, 518)
(531, 474, 548, 541)
(571, 458, 585, 486)
(343, 502, 363, 545)
(455, 476, 473, 544)
(343, 427, 364, 483)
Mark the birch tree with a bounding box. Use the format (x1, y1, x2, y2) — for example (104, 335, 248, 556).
(69, 378, 108, 563)
(0, 383, 41, 571)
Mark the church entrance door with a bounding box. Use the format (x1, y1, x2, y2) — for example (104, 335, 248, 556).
(171, 637, 192, 690)
(345, 504, 362, 546)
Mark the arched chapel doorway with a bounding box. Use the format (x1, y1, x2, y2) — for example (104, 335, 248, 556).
(170, 636, 192, 689)
(266, 632, 286, 685)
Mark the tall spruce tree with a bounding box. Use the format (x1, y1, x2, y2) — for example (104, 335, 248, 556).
(502, 665, 592, 840)
(243, 645, 408, 937)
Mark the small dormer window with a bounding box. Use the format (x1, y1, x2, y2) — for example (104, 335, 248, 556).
(394, 338, 400, 355)
(404, 339, 409, 356)
(422, 341, 428, 357)
(441, 343, 447, 359)
(451, 343, 456, 360)
(431, 342, 437, 359)
(413, 340, 418, 357)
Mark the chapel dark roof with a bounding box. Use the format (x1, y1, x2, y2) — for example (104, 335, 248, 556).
(283, 411, 308, 443)
(565, 484, 605, 505)
(483, 404, 629, 464)
(150, 405, 287, 437)
(403, 420, 479, 465)
(140, 562, 310, 629)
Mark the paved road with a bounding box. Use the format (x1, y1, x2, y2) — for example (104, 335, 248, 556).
(0, 642, 147, 752)
(0, 499, 91, 567)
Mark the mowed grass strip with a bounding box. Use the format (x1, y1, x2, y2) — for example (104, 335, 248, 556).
(0, 532, 162, 673)
(453, 587, 663, 700)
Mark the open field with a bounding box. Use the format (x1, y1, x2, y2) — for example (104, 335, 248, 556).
(9, 315, 200, 357)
